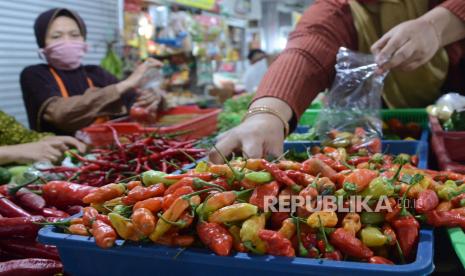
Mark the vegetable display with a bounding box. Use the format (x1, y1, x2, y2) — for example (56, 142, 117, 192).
(40, 131, 206, 187)
(45, 145, 465, 265)
(217, 94, 254, 132)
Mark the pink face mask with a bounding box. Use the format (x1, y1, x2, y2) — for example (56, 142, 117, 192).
(39, 40, 88, 70)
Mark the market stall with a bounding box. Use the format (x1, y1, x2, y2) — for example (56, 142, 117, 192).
(2, 0, 465, 275)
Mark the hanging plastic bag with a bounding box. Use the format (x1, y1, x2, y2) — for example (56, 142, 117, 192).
(314, 47, 387, 153)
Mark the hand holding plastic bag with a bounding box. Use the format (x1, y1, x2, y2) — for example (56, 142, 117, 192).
(315, 47, 387, 153)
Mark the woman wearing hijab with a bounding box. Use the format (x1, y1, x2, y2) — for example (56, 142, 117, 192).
(21, 8, 164, 135)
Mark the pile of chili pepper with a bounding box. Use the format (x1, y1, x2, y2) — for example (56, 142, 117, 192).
(42, 130, 206, 187)
(45, 145, 465, 265)
(0, 179, 71, 275)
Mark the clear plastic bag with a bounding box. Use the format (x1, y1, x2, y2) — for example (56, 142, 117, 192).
(315, 47, 387, 152)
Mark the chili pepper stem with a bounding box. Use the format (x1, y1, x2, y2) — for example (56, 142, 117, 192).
(292, 213, 309, 257)
(8, 177, 40, 195)
(317, 215, 334, 253)
(157, 213, 187, 228)
(243, 240, 264, 255)
(193, 178, 225, 191)
(212, 145, 244, 182)
(395, 239, 406, 264)
(181, 188, 223, 200)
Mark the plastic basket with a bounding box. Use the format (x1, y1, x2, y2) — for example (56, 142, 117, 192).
(38, 225, 434, 276)
(299, 108, 428, 128)
(80, 106, 220, 146)
(38, 142, 433, 276)
(430, 115, 465, 162)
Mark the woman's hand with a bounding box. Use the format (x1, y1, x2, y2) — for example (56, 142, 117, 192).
(116, 58, 163, 94)
(133, 88, 166, 114)
(208, 97, 293, 163)
(371, 7, 465, 73)
(0, 136, 86, 165)
(371, 18, 440, 72)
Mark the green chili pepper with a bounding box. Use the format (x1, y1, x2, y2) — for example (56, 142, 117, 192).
(194, 161, 209, 173)
(360, 212, 385, 225)
(113, 205, 132, 218)
(360, 177, 394, 199)
(437, 180, 458, 200)
(142, 170, 177, 186)
(360, 226, 387, 247)
(244, 171, 273, 183)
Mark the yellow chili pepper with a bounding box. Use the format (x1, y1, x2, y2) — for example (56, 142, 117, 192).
(208, 203, 258, 223)
(307, 211, 338, 228)
(278, 218, 296, 240)
(360, 226, 387, 247)
(108, 212, 142, 241)
(149, 195, 201, 242)
(342, 213, 361, 236)
(240, 213, 267, 254)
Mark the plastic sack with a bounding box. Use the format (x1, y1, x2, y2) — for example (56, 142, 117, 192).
(314, 47, 387, 153)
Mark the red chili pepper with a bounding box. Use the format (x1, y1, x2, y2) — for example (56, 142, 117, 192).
(0, 258, 63, 276)
(197, 222, 233, 256)
(285, 170, 314, 186)
(344, 169, 378, 193)
(162, 186, 194, 210)
(164, 177, 195, 195)
(132, 208, 157, 236)
(133, 197, 163, 213)
(324, 250, 343, 261)
(122, 184, 166, 205)
(249, 181, 279, 210)
(0, 216, 44, 239)
(424, 210, 465, 228)
(96, 214, 112, 226)
(329, 228, 373, 259)
(258, 229, 295, 257)
(369, 256, 394, 265)
(14, 188, 46, 212)
(92, 220, 117, 249)
(302, 158, 338, 182)
(66, 205, 83, 216)
(451, 194, 465, 208)
(0, 240, 60, 261)
(347, 156, 371, 166)
(382, 224, 397, 246)
(415, 189, 439, 214)
(392, 216, 420, 259)
(165, 173, 213, 181)
(83, 183, 126, 204)
(82, 207, 99, 227)
(0, 196, 31, 218)
(262, 160, 296, 187)
(41, 208, 69, 218)
(270, 212, 290, 229)
(126, 181, 142, 190)
(42, 181, 96, 209)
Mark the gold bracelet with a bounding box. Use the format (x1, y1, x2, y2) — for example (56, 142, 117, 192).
(242, 106, 290, 136)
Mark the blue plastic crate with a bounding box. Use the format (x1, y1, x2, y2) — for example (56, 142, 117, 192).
(38, 225, 433, 276)
(38, 141, 434, 276)
(286, 127, 429, 170)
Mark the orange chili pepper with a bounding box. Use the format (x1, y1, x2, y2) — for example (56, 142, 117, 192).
(132, 208, 156, 236)
(133, 197, 163, 213)
(68, 224, 89, 236)
(92, 220, 117, 249)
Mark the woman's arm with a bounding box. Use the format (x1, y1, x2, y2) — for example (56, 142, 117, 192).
(38, 59, 162, 133)
(372, 1, 465, 72)
(210, 0, 357, 162)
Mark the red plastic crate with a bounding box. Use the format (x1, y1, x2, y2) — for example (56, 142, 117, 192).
(79, 106, 220, 146)
(430, 115, 465, 163)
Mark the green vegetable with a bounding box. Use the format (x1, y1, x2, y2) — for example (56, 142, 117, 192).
(218, 94, 254, 132)
(360, 212, 385, 225)
(0, 167, 12, 184)
(244, 172, 273, 183)
(101, 43, 123, 79)
(142, 170, 177, 186)
(360, 226, 387, 247)
(360, 177, 395, 199)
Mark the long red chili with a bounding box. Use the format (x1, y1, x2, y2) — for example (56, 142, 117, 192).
(0, 216, 44, 239)
(0, 197, 31, 218)
(261, 160, 296, 187)
(0, 258, 63, 276)
(0, 240, 60, 261)
(197, 222, 233, 256)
